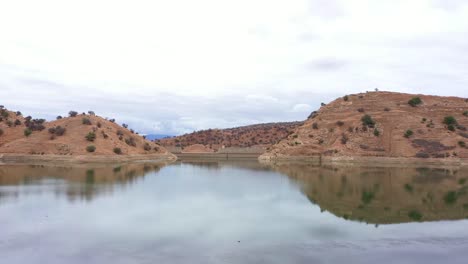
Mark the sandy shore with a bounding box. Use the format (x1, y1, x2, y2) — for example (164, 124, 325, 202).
(0, 153, 177, 165)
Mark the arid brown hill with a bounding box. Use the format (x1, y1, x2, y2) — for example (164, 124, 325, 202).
(260, 92, 468, 161)
(0, 107, 172, 157)
(157, 122, 303, 152)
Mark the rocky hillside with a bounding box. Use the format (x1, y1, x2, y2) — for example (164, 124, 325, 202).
(0, 107, 172, 157)
(157, 122, 302, 152)
(260, 92, 468, 160)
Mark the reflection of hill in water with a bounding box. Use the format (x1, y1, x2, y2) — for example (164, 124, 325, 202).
(0, 163, 164, 203)
(268, 163, 468, 224)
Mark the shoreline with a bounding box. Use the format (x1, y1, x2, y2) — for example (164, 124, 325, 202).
(259, 154, 468, 167)
(0, 153, 177, 165)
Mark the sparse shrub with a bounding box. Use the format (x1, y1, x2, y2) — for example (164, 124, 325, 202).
(116, 130, 124, 136)
(55, 126, 66, 136)
(408, 97, 422, 107)
(130, 129, 135, 134)
(357, 108, 365, 113)
(1, 110, 9, 118)
(6, 120, 13, 127)
(86, 145, 96, 152)
(336, 121, 344, 126)
(340, 134, 348, 144)
(464, 111, 468, 117)
(321, 102, 326, 106)
(68, 111, 78, 117)
(348, 127, 354, 133)
(404, 129, 413, 138)
(113, 147, 122, 154)
(374, 129, 380, 137)
(56, 115, 62, 120)
(361, 114, 375, 127)
(459, 141, 466, 148)
(421, 118, 426, 123)
(384, 107, 390, 112)
(308, 111, 318, 119)
(144, 143, 151, 151)
(85, 132, 96, 141)
(292, 134, 298, 138)
(448, 125, 455, 131)
(318, 139, 324, 144)
(312, 123, 319, 129)
(0, 128, 3, 136)
(15, 111, 22, 116)
(97, 122, 102, 128)
(101, 131, 108, 139)
(125, 137, 136, 147)
(88, 111, 95, 116)
(122, 123, 128, 128)
(82, 118, 92, 125)
(109, 118, 115, 123)
(343, 95, 349, 101)
(24, 128, 32, 137)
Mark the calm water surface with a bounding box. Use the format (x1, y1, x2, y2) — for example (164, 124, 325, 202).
(1, 160, 468, 263)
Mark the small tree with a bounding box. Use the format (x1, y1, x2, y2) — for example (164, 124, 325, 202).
(86, 145, 96, 152)
(16, 111, 22, 116)
(85, 132, 96, 141)
(408, 97, 422, 107)
(56, 115, 62, 120)
(69, 111, 78, 117)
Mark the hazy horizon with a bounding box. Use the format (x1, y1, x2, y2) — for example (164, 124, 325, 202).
(1, 0, 467, 135)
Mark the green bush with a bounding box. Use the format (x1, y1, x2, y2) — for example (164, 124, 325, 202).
(24, 128, 32, 137)
(408, 97, 422, 107)
(443, 116, 457, 125)
(85, 132, 96, 141)
(86, 145, 96, 152)
(113, 147, 122, 154)
(361, 115, 375, 127)
(459, 141, 466, 147)
(448, 125, 455, 131)
(404, 129, 413, 138)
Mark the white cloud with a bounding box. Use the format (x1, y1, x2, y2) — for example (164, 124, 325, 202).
(0, 0, 467, 134)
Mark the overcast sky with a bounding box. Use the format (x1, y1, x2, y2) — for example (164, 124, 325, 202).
(1, 0, 467, 135)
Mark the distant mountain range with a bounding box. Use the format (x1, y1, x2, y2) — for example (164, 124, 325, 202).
(145, 134, 174, 141)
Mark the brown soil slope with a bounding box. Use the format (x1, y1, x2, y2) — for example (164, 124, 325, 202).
(157, 122, 302, 152)
(260, 92, 468, 160)
(0, 109, 172, 157)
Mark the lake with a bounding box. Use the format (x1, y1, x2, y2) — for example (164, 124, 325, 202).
(1, 160, 468, 264)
